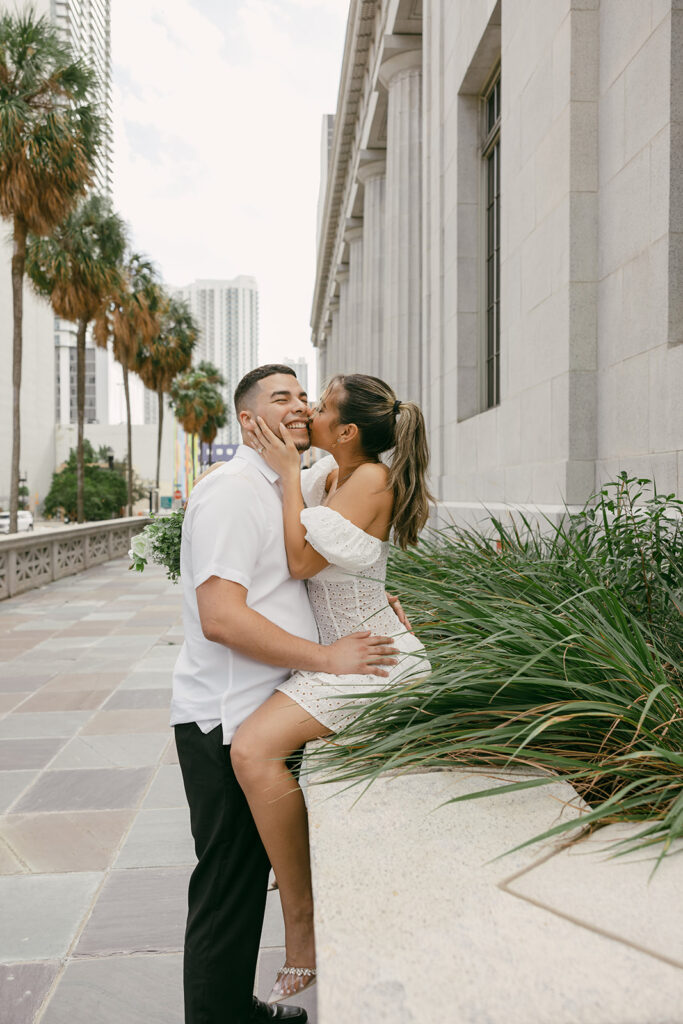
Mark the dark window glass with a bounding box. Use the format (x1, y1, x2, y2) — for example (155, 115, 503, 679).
(483, 70, 501, 409)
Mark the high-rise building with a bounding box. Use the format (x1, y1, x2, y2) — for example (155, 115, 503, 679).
(282, 357, 309, 397)
(174, 276, 260, 443)
(52, 0, 114, 428)
(52, 0, 113, 197)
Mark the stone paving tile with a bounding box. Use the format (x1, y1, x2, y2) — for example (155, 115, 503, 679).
(142, 765, 187, 809)
(0, 871, 102, 960)
(41, 953, 183, 1024)
(0, 671, 58, 692)
(50, 732, 170, 770)
(0, 961, 60, 1023)
(81, 708, 171, 735)
(15, 689, 110, 713)
(256, 947, 318, 1022)
(0, 836, 25, 873)
(58, 622, 116, 637)
(35, 637, 100, 651)
(162, 740, 179, 764)
(42, 671, 126, 692)
(0, 711, 92, 740)
(103, 688, 172, 710)
(0, 770, 38, 812)
(83, 611, 136, 621)
(115, 808, 194, 868)
(119, 671, 173, 690)
(75, 866, 191, 955)
(0, 738, 67, 771)
(2, 810, 135, 873)
(14, 767, 153, 813)
(0, 693, 28, 714)
(259, 890, 286, 948)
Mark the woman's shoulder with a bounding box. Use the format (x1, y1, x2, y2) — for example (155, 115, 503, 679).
(351, 461, 389, 485)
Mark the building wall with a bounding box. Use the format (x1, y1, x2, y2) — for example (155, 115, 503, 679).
(312, 0, 683, 512)
(595, 1, 683, 493)
(0, 276, 56, 510)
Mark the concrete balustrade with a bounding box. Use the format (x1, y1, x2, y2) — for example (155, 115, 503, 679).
(0, 518, 151, 600)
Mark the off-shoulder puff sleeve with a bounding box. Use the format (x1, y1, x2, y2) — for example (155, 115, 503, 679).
(300, 505, 384, 571)
(300, 454, 338, 508)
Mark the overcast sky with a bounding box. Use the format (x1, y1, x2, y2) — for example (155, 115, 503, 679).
(111, 0, 348, 379)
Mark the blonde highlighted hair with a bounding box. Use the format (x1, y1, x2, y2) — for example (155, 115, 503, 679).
(326, 374, 433, 548)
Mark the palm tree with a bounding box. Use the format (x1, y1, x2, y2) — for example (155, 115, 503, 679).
(198, 402, 228, 466)
(94, 254, 161, 515)
(0, 9, 101, 532)
(135, 293, 197, 499)
(26, 194, 127, 521)
(170, 361, 227, 485)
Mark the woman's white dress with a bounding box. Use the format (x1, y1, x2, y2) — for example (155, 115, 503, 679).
(276, 456, 430, 731)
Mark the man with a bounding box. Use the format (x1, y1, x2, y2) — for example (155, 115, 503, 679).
(172, 364, 397, 1024)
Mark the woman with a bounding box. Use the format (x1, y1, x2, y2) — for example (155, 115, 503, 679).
(230, 373, 432, 1004)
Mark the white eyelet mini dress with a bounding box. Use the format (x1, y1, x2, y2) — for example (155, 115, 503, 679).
(275, 456, 430, 732)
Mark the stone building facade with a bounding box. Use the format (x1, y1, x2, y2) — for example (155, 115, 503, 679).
(312, 0, 683, 513)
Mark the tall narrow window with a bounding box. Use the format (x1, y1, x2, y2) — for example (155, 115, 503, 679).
(482, 70, 501, 409)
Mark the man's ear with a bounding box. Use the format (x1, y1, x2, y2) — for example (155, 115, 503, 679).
(238, 409, 255, 429)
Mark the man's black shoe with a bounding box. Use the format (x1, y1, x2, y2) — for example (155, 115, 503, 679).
(250, 996, 308, 1022)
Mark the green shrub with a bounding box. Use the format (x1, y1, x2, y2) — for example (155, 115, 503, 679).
(44, 441, 128, 521)
(310, 475, 683, 861)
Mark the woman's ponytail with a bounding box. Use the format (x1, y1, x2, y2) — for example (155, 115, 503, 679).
(330, 374, 434, 549)
(387, 401, 433, 548)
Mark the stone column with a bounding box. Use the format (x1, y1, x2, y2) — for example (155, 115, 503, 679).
(326, 300, 340, 380)
(345, 225, 364, 372)
(357, 158, 386, 377)
(317, 335, 328, 390)
(380, 48, 422, 404)
(335, 271, 350, 376)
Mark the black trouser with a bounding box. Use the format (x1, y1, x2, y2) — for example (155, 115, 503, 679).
(175, 723, 271, 1024)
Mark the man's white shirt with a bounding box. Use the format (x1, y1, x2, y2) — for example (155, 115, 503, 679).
(170, 444, 319, 743)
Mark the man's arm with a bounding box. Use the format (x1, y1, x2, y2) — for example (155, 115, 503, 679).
(196, 577, 398, 676)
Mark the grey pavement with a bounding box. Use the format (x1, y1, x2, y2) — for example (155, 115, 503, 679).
(0, 559, 317, 1024)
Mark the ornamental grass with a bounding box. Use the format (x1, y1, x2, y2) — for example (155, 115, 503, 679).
(310, 474, 683, 862)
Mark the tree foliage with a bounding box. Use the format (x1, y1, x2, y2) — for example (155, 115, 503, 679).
(44, 441, 127, 522)
(0, 7, 102, 532)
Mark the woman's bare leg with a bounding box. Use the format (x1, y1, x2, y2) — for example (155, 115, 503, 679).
(230, 691, 332, 998)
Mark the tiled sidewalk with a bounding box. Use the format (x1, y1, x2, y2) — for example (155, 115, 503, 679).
(0, 559, 317, 1024)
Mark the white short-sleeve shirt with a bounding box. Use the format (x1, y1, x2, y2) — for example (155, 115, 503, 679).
(170, 445, 319, 743)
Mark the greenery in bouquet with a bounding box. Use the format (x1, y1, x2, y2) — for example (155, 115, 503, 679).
(129, 508, 185, 582)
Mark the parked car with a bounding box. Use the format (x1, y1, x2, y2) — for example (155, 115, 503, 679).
(0, 510, 34, 534)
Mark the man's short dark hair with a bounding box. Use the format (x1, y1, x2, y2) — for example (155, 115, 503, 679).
(234, 364, 297, 414)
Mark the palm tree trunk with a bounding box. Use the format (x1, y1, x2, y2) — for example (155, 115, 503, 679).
(9, 216, 27, 535)
(156, 388, 163, 507)
(122, 362, 133, 516)
(192, 433, 196, 485)
(75, 317, 88, 523)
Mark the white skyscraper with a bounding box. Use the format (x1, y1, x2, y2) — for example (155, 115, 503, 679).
(174, 276, 260, 443)
(52, 0, 114, 428)
(283, 357, 309, 396)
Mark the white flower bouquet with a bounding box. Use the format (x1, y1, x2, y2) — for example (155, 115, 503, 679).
(129, 509, 184, 582)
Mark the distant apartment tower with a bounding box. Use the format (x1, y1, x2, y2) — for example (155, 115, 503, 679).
(283, 357, 309, 396)
(52, 0, 113, 196)
(52, 0, 114, 427)
(174, 277, 260, 443)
